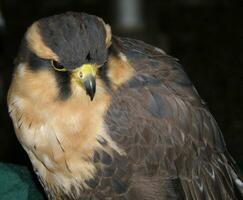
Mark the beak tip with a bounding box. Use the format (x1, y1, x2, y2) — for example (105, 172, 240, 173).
(88, 91, 95, 101)
(83, 75, 96, 101)
(90, 96, 94, 101)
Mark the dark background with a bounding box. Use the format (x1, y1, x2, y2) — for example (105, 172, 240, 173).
(0, 0, 242, 168)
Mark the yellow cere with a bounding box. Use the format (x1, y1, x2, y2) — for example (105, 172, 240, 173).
(72, 64, 97, 83)
(80, 64, 97, 77)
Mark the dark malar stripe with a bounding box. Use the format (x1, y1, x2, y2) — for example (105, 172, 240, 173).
(98, 62, 111, 89)
(54, 70, 72, 100)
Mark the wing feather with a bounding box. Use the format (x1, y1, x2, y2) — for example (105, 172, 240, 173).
(103, 37, 243, 199)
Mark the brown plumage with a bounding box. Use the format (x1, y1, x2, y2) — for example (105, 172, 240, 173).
(7, 12, 243, 199)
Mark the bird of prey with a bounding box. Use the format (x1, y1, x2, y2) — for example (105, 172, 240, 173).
(8, 12, 243, 200)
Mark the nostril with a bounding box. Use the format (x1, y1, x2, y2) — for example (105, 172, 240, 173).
(79, 72, 83, 78)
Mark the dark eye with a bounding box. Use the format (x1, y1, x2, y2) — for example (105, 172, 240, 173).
(51, 60, 66, 71)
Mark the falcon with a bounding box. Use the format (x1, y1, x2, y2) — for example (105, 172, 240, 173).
(8, 12, 243, 200)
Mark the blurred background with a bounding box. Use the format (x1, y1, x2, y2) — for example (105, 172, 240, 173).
(0, 0, 242, 168)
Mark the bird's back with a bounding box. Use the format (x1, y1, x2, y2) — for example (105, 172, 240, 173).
(98, 36, 243, 199)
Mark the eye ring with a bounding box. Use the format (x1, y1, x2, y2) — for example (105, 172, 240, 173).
(51, 60, 67, 72)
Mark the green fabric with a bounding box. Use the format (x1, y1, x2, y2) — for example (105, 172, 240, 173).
(0, 163, 44, 200)
(0, 162, 242, 200)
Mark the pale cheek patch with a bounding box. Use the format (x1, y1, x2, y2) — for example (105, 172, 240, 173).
(107, 53, 134, 89)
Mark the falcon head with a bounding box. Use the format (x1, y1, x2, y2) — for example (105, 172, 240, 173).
(16, 12, 112, 101)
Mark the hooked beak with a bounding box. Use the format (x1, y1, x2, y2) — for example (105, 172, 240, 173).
(73, 64, 97, 101)
(83, 74, 96, 101)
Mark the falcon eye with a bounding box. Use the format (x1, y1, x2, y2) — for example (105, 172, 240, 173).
(51, 60, 67, 72)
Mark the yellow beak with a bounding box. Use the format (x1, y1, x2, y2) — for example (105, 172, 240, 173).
(72, 64, 97, 100)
